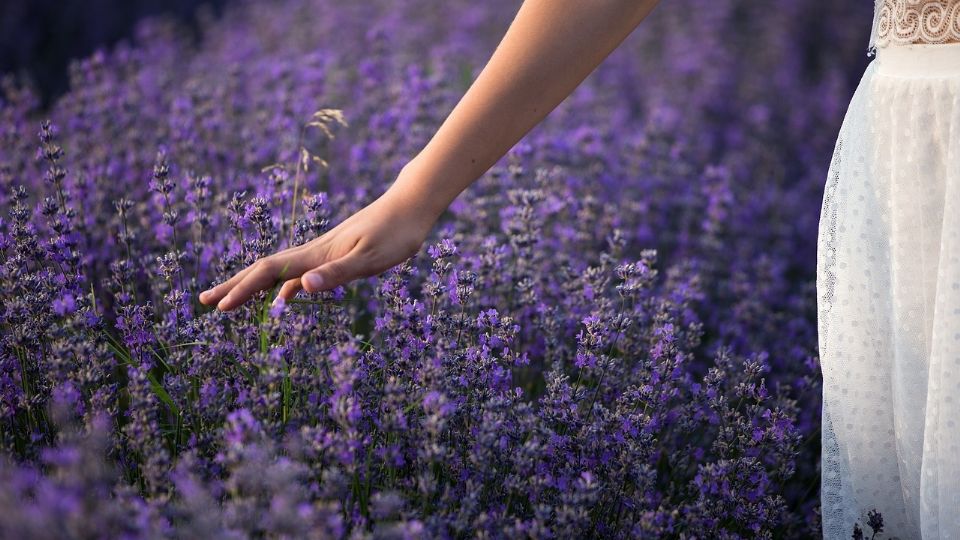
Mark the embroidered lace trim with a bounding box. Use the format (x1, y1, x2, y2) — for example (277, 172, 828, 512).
(870, 0, 960, 52)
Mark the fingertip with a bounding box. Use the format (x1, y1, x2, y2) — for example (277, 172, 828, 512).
(302, 273, 325, 293)
(271, 295, 284, 307)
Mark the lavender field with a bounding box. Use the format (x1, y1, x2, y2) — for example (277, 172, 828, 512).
(0, 0, 873, 537)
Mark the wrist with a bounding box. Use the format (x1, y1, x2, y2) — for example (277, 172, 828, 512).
(386, 156, 451, 224)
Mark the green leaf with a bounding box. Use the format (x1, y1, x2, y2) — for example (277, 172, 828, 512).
(146, 372, 180, 416)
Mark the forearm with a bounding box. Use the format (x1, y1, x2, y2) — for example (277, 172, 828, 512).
(388, 0, 659, 219)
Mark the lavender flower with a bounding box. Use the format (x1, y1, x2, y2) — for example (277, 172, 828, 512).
(0, 0, 873, 536)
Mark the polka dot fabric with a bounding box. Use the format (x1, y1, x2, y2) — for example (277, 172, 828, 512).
(818, 42, 960, 539)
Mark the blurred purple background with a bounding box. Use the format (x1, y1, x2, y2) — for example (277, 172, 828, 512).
(0, 0, 228, 105)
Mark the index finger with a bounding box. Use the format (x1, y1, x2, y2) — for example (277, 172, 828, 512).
(214, 253, 316, 311)
(200, 241, 316, 306)
(199, 263, 257, 306)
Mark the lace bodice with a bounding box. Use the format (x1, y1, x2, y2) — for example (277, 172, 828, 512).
(869, 0, 960, 54)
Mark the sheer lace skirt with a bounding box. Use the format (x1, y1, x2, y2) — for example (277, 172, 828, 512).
(818, 42, 960, 539)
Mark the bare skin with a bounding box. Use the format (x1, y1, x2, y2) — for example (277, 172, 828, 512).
(199, 0, 660, 311)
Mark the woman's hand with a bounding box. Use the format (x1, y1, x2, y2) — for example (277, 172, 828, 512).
(198, 170, 438, 311)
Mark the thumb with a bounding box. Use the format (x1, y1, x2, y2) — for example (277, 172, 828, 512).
(301, 253, 364, 293)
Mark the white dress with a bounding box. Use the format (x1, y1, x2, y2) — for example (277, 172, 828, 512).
(818, 1, 960, 538)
